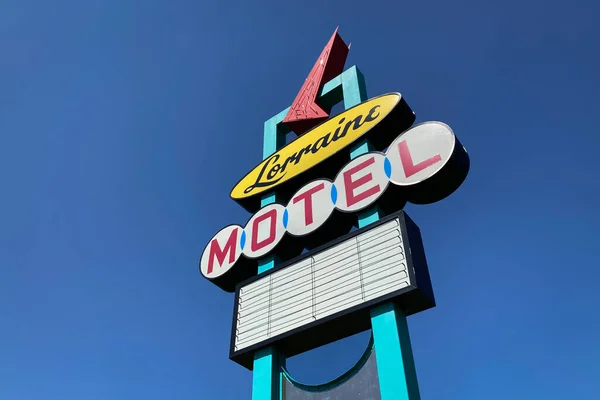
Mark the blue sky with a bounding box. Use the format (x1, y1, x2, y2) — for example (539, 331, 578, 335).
(1, 0, 599, 399)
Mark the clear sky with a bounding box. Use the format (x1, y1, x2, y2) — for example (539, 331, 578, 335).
(1, 0, 599, 399)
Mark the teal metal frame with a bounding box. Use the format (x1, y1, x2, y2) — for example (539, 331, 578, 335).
(251, 66, 420, 400)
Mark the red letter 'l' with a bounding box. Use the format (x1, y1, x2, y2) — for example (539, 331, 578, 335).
(398, 140, 442, 178)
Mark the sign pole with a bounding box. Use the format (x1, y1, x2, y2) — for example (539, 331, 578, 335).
(251, 108, 290, 400)
(345, 75, 422, 400)
(370, 304, 421, 400)
(251, 65, 372, 400)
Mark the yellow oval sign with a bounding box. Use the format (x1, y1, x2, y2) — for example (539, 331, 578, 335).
(231, 93, 408, 202)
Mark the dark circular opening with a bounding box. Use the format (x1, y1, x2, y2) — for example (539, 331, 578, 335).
(284, 330, 372, 385)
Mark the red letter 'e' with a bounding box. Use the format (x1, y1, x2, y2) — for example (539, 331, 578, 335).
(342, 156, 381, 207)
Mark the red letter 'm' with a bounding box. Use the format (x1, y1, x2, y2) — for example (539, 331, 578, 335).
(208, 228, 238, 274)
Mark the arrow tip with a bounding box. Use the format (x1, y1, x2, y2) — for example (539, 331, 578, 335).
(283, 28, 350, 135)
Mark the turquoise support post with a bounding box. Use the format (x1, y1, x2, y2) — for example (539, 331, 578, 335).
(251, 67, 363, 400)
(251, 251, 285, 400)
(341, 70, 421, 400)
(252, 107, 290, 400)
(252, 347, 283, 400)
(370, 303, 420, 400)
(343, 67, 382, 227)
(262, 107, 290, 161)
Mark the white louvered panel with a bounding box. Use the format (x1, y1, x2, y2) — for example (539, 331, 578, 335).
(235, 313, 269, 350)
(357, 218, 399, 243)
(269, 305, 314, 338)
(363, 263, 409, 296)
(313, 237, 362, 320)
(235, 274, 271, 351)
(239, 275, 270, 298)
(269, 260, 313, 338)
(237, 277, 270, 324)
(234, 217, 413, 352)
(364, 278, 410, 302)
(270, 278, 312, 312)
(236, 292, 269, 343)
(313, 240, 359, 279)
(237, 278, 270, 318)
(235, 321, 269, 349)
(359, 232, 402, 261)
(236, 306, 269, 332)
(271, 258, 312, 288)
(235, 318, 268, 347)
(312, 239, 359, 286)
(315, 289, 363, 320)
(271, 259, 312, 297)
(237, 288, 269, 319)
(235, 329, 268, 351)
(360, 220, 410, 302)
(236, 303, 269, 331)
(360, 246, 406, 285)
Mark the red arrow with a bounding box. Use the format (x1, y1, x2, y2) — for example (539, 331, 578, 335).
(283, 27, 350, 135)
